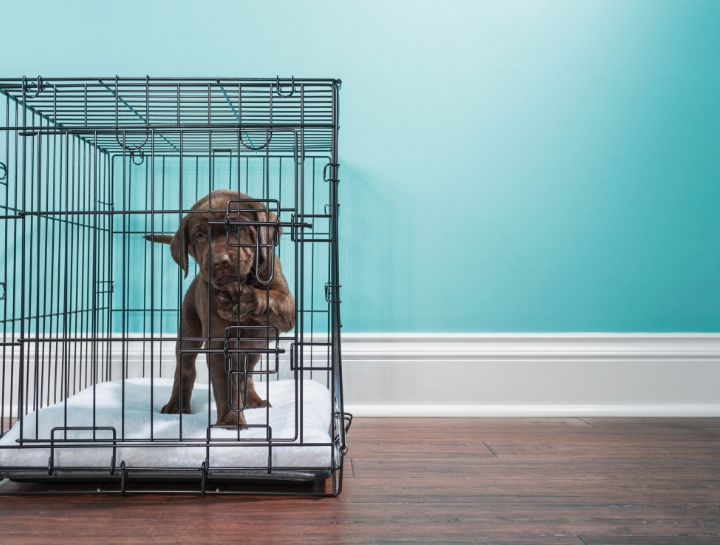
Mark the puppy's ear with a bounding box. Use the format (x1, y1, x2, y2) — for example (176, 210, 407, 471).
(170, 218, 190, 278)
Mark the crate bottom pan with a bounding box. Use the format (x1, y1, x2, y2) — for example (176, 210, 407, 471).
(0, 468, 331, 485)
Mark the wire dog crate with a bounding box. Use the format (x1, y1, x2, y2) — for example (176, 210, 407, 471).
(0, 76, 349, 496)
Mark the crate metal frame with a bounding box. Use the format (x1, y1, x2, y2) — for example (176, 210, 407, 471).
(0, 76, 348, 496)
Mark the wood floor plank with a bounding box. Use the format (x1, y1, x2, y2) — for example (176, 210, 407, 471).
(349, 427, 720, 442)
(0, 500, 718, 543)
(348, 441, 495, 459)
(351, 418, 592, 428)
(349, 438, 720, 458)
(484, 440, 720, 458)
(350, 457, 720, 478)
(579, 418, 720, 428)
(335, 473, 720, 505)
(580, 538, 720, 545)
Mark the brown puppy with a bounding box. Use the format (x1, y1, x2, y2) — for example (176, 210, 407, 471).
(146, 189, 295, 427)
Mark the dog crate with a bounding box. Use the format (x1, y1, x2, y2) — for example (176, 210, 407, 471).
(0, 76, 349, 496)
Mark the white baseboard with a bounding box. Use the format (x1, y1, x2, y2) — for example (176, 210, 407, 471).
(340, 333, 720, 417)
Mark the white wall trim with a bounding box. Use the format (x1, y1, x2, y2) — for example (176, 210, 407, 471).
(340, 333, 720, 417)
(341, 332, 720, 359)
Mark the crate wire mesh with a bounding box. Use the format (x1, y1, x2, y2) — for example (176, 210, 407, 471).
(0, 76, 348, 496)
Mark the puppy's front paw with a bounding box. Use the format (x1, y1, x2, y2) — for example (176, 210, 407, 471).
(245, 398, 272, 409)
(215, 411, 248, 429)
(217, 282, 240, 320)
(161, 401, 192, 414)
(217, 283, 257, 321)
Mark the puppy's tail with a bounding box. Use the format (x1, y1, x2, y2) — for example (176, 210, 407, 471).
(144, 233, 173, 244)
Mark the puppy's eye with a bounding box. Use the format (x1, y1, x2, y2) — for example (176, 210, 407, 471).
(196, 232, 206, 240)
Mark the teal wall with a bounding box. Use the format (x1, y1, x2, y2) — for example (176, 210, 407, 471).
(4, 0, 720, 332)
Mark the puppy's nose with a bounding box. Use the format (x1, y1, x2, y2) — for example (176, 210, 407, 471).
(212, 254, 231, 274)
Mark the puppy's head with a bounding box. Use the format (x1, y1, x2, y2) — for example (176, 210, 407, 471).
(170, 190, 279, 289)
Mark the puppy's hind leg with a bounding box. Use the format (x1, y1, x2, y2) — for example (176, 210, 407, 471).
(161, 338, 201, 414)
(162, 292, 203, 414)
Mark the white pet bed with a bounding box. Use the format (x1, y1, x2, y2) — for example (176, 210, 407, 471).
(0, 378, 333, 475)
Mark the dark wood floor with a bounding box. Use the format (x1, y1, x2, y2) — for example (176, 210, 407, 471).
(1, 417, 719, 544)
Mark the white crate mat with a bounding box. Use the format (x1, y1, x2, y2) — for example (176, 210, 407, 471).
(0, 377, 333, 470)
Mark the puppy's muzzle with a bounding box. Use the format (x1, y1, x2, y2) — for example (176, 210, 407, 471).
(211, 253, 240, 286)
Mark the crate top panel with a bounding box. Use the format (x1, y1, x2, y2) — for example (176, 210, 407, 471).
(0, 77, 339, 155)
